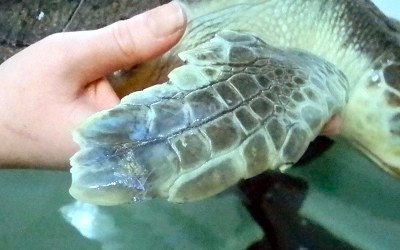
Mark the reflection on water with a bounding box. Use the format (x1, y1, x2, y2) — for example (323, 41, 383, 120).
(57, 194, 263, 250)
(60, 202, 122, 250)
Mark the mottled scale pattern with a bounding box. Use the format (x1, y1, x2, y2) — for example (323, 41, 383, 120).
(70, 31, 348, 204)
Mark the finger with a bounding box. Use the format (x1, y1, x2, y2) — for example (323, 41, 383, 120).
(321, 115, 342, 136)
(83, 78, 121, 111)
(65, 2, 186, 83)
(68, 78, 120, 132)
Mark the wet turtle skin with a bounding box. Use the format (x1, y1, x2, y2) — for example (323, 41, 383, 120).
(68, 0, 400, 206)
(71, 30, 349, 205)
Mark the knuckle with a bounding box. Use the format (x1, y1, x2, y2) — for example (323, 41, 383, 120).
(40, 32, 74, 59)
(110, 21, 139, 63)
(37, 32, 81, 73)
(42, 32, 72, 49)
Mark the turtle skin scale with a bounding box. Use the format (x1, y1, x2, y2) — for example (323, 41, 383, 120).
(67, 0, 400, 205)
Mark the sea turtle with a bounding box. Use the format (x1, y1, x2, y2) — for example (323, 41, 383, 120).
(69, 0, 400, 206)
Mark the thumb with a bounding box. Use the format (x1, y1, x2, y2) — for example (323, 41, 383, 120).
(63, 2, 186, 83)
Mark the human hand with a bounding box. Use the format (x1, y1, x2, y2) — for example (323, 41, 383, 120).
(0, 2, 186, 169)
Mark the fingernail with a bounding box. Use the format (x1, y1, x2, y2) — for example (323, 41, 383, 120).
(147, 2, 186, 38)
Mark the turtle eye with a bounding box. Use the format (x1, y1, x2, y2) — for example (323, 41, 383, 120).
(383, 63, 400, 91)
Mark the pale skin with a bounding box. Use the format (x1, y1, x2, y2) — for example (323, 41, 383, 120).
(0, 2, 340, 170)
(0, 2, 186, 169)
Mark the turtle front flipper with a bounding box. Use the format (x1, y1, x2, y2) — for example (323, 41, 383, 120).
(69, 31, 348, 205)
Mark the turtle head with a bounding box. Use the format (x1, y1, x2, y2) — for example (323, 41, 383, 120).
(340, 60, 400, 177)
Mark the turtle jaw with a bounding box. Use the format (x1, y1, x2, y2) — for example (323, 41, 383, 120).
(349, 139, 400, 177)
(340, 109, 400, 179)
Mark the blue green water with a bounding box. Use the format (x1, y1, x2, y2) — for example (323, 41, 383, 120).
(2, 139, 400, 249)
